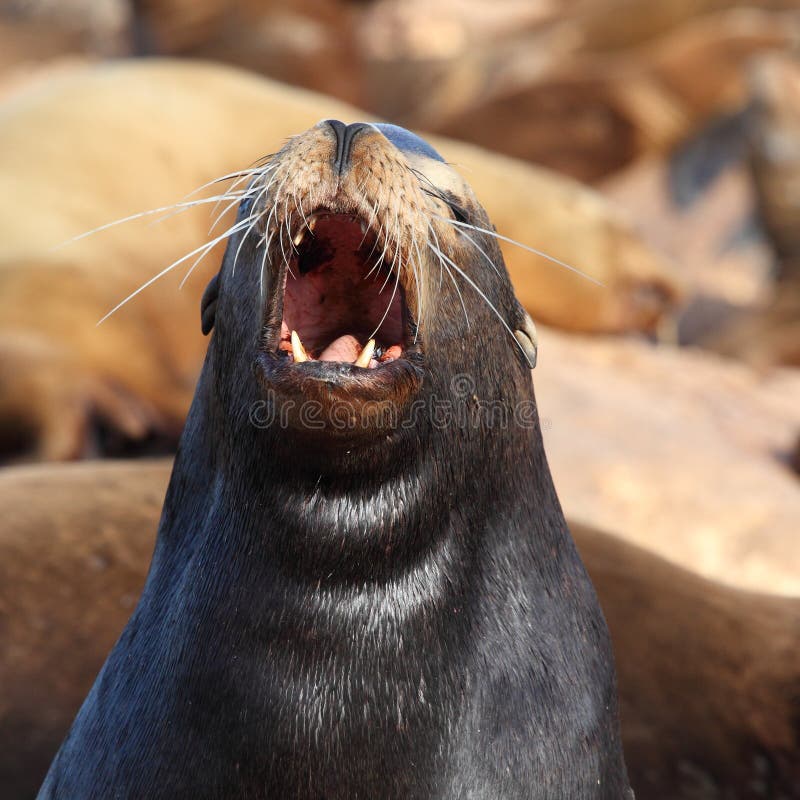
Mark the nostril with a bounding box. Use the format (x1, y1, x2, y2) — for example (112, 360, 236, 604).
(325, 120, 370, 175)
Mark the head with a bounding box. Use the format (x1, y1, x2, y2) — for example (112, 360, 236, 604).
(199, 120, 540, 476)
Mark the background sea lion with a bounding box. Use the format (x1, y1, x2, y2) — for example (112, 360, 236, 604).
(35, 121, 633, 798)
(2, 458, 798, 799)
(0, 59, 677, 463)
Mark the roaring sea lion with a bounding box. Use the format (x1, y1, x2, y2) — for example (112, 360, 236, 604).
(34, 120, 633, 798)
(2, 459, 799, 799)
(0, 59, 677, 463)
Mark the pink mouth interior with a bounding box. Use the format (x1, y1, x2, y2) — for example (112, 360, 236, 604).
(279, 215, 404, 368)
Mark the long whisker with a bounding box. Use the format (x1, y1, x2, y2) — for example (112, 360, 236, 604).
(452, 227, 501, 277)
(233, 168, 286, 277)
(97, 216, 255, 325)
(406, 163, 601, 286)
(370, 261, 401, 342)
(435, 216, 603, 287)
(151, 190, 251, 229)
(427, 240, 533, 366)
(178, 234, 233, 290)
(52, 194, 252, 250)
(428, 225, 469, 329)
(179, 167, 266, 202)
(181, 201, 265, 290)
(208, 192, 251, 235)
(410, 235, 425, 335)
(260, 231, 273, 300)
(209, 164, 276, 222)
(231, 174, 280, 276)
(230, 210, 262, 279)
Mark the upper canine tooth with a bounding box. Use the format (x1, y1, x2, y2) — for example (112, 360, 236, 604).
(291, 330, 309, 363)
(353, 338, 376, 368)
(308, 216, 318, 232)
(293, 228, 306, 247)
(360, 220, 368, 235)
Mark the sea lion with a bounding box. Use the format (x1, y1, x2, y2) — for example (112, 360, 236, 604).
(35, 120, 632, 798)
(3, 459, 800, 799)
(0, 59, 677, 463)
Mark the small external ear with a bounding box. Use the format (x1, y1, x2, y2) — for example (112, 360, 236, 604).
(513, 310, 538, 369)
(200, 273, 220, 336)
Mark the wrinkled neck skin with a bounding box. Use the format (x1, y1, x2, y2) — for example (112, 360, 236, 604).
(168, 338, 552, 590)
(148, 348, 584, 799)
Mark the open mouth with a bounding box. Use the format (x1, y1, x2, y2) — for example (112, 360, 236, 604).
(267, 211, 417, 370)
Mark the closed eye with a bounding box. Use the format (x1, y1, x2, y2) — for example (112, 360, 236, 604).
(411, 167, 471, 224)
(444, 196, 470, 224)
(435, 189, 469, 224)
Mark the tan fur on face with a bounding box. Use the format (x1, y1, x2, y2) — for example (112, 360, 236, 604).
(247, 123, 461, 326)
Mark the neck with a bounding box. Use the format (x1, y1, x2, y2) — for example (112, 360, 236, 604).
(131, 382, 608, 798)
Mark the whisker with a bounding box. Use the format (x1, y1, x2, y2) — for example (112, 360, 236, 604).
(178, 233, 232, 290)
(427, 239, 533, 367)
(233, 170, 285, 277)
(209, 164, 276, 222)
(370, 261, 401, 343)
(292, 189, 312, 235)
(97, 215, 255, 325)
(452, 228, 501, 277)
(208, 192, 251, 235)
(230, 210, 262, 278)
(53, 194, 252, 249)
(427, 226, 469, 329)
(410, 236, 425, 336)
(179, 167, 266, 202)
(260, 232, 273, 300)
(435, 216, 603, 287)
(150, 189, 256, 229)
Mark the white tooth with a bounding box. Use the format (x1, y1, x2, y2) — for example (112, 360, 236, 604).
(360, 220, 368, 235)
(291, 330, 309, 363)
(293, 228, 306, 247)
(308, 216, 318, 232)
(353, 338, 376, 368)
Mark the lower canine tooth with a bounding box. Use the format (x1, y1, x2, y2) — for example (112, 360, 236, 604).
(291, 330, 309, 363)
(354, 338, 376, 368)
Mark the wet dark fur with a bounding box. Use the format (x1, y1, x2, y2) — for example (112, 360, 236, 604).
(38, 147, 632, 798)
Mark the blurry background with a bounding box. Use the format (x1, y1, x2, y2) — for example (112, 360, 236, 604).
(1, 0, 797, 591)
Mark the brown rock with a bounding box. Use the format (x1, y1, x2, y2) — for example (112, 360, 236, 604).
(537, 327, 800, 594)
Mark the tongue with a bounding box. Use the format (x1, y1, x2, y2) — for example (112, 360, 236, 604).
(318, 334, 362, 362)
